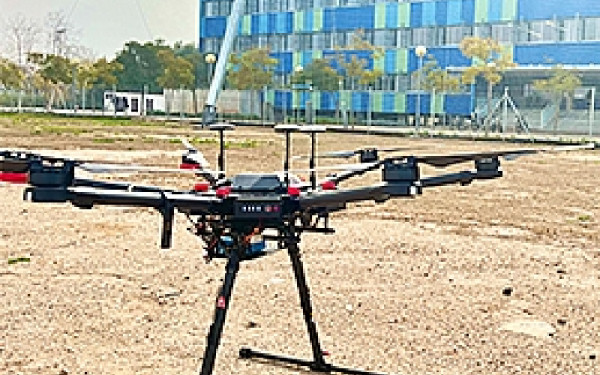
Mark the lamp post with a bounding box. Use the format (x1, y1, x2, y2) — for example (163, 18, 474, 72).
(282, 73, 287, 124)
(205, 53, 217, 83)
(415, 45, 427, 134)
(204, 53, 217, 121)
(338, 79, 343, 126)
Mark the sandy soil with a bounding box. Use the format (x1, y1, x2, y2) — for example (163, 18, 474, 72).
(1, 118, 599, 375)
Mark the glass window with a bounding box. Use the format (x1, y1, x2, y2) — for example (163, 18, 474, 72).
(583, 17, 600, 41)
(491, 23, 515, 44)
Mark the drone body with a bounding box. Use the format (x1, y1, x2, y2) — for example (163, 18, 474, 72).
(0, 124, 594, 375)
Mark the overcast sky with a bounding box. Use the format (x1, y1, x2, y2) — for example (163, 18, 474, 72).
(0, 0, 199, 59)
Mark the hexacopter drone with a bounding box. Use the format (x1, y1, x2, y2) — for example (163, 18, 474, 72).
(0, 123, 593, 375)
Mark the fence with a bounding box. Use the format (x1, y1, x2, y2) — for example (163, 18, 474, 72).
(2, 85, 600, 137)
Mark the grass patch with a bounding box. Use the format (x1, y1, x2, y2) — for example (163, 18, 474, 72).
(8, 257, 30, 265)
(578, 214, 593, 223)
(92, 137, 116, 144)
(31, 125, 91, 136)
(0, 112, 178, 128)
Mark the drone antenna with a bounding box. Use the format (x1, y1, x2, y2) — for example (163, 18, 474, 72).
(300, 125, 326, 190)
(209, 123, 235, 177)
(274, 124, 300, 187)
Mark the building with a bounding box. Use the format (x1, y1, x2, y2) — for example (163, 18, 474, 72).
(104, 91, 166, 116)
(199, 0, 600, 124)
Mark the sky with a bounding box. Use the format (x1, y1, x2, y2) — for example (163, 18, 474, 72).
(0, 0, 199, 59)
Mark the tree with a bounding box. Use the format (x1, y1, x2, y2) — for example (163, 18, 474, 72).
(157, 50, 194, 89)
(0, 58, 24, 88)
(115, 40, 171, 92)
(157, 49, 195, 114)
(173, 42, 208, 114)
(290, 58, 341, 91)
(228, 47, 278, 90)
(460, 37, 516, 130)
(334, 29, 384, 90)
(533, 65, 582, 134)
(227, 47, 278, 118)
(73, 58, 122, 110)
(28, 53, 75, 110)
(2, 13, 41, 65)
(173, 42, 207, 88)
(44, 11, 75, 56)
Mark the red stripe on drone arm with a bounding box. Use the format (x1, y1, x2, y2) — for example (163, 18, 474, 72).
(0, 172, 28, 184)
(180, 163, 201, 170)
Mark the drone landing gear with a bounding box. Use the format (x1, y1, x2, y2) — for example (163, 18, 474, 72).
(198, 239, 389, 375)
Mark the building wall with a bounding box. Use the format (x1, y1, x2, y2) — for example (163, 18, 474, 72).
(199, 0, 600, 116)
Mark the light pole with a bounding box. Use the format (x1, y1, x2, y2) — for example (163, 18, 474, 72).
(338, 79, 343, 126)
(415, 45, 427, 133)
(204, 53, 217, 121)
(205, 53, 217, 83)
(282, 73, 287, 124)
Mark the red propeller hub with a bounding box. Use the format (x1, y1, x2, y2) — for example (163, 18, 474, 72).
(320, 181, 337, 191)
(216, 186, 232, 198)
(287, 186, 301, 197)
(193, 182, 211, 192)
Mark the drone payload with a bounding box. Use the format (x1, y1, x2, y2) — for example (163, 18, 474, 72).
(0, 124, 594, 375)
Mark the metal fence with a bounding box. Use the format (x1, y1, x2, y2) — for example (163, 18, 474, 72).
(2, 85, 599, 137)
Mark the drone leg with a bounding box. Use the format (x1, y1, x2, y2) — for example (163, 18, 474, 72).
(198, 248, 241, 375)
(287, 242, 329, 369)
(239, 242, 390, 375)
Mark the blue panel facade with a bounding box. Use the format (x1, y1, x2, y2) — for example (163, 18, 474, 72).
(271, 52, 292, 74)
(515, 42, 600, 65)
(444, 94, 473, 116)
(489, 0, 503, 22)
(385, 3, 399, 28)
(383, 93, 396, 113)
(200, 1, 600, 117)
(323, 7, 374, 31)
(384, 50, 397, 75)
(410, 2, 423, 28)
(447, 0, 463, 24)
(267, 14, 277, 33)
(320, 92, 339, 111)
(408, 47, 471, 73)
(422, 2, 436, 26)
(518, 0, 600, 20)
(202, 17, 226, 38)
(304, 9, 314, 31)
(352, 92, 369, 112)
(406, 94, 431, 114)
(274, 91, 292, 109)
(258, 14, 268, 34)
(436, 1, 448, 26)
(251, 15, 259, 34)
(461, 0, 475, 24)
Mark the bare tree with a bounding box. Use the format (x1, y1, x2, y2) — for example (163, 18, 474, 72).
(2, 13, 41, 65)
(45, 11, 77, 56)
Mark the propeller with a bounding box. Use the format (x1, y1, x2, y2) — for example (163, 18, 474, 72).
(417, 143, 595, 168)
(294, 146, 415, 163)
(77, 163, 202, 174)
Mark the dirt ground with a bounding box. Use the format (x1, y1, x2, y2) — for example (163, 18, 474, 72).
(1, 116, 599, 375)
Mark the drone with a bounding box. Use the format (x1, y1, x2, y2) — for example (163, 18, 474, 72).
(0, 123, 594, 375)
